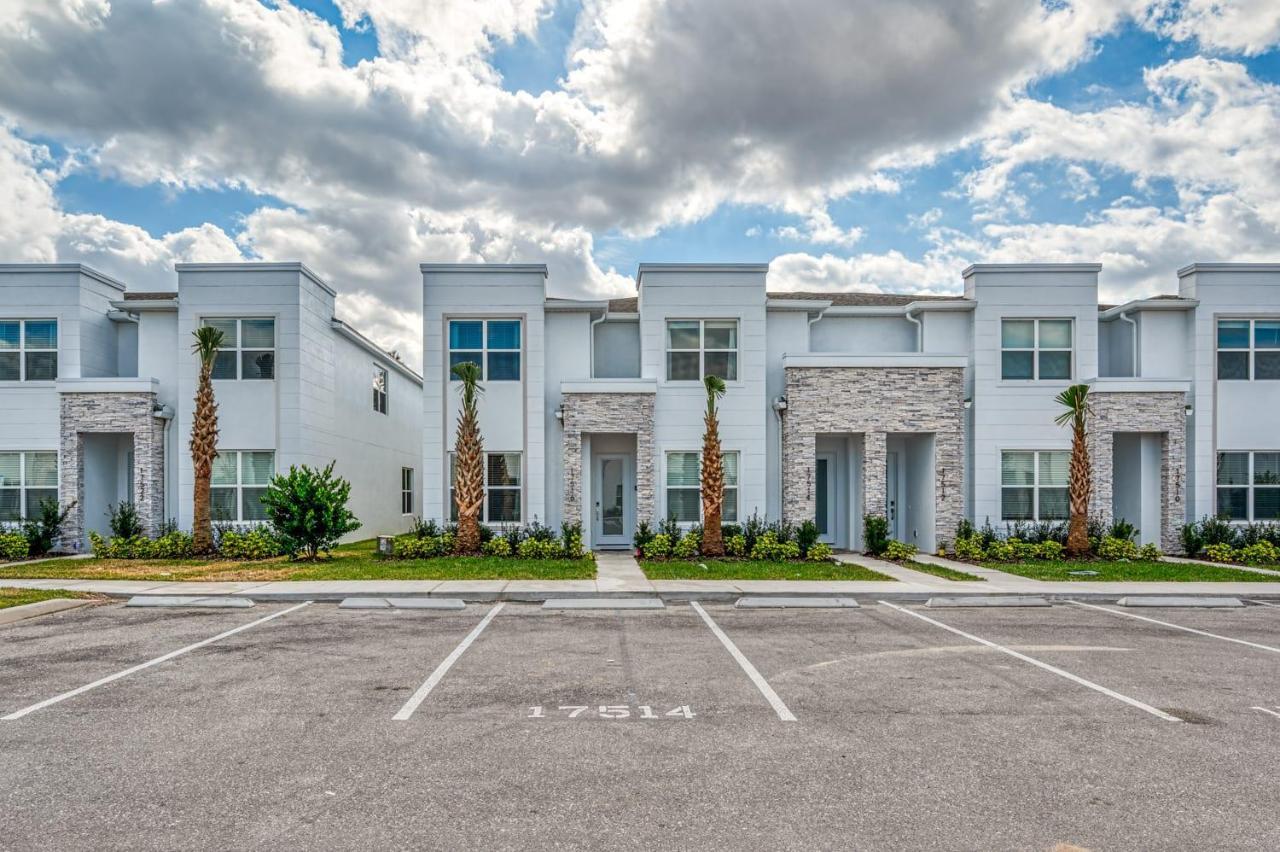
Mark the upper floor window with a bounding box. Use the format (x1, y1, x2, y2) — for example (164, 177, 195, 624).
(666, 319, 737, 381)
(401, 467, 414, 515)
(1001, 319, 1072, 381)
(1217, 319, 1280, 381)
(449, 451, 522, 523)
(1001, 450, 1069, 521)
(211, 450, 274, 522)
(449, 319, 521, 381)
(373, 365, 388, 414)
(0, 319, 57, 382)
(1216, 451, 1280, 521)
(665, 451, 739, 523)
(0, 451, 57, 522)
(203, 318, 275, 380)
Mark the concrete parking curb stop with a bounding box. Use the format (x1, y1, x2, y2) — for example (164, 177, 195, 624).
(0, 597, 94, 625)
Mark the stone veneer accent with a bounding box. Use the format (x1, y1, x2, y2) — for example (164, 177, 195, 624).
(59, 392, 166, 550)
(1086, 390, 1187, 554)
(782, 366, 965, 549)
(561, 393, 656, 529)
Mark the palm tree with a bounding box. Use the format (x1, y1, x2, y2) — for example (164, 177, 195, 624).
(1054, 383, 1092, 557)
(452, 361, 485, 553)
(700, 374, 727, 556)
(190, 326, 224, 553)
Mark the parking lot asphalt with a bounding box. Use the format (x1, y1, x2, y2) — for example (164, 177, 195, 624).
(2, 600, 1279, 851)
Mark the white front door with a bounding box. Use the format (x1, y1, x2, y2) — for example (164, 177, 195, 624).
(815, 453, 836, 544)
(886, 451, 901, 541)
(593, 454, 632, 548)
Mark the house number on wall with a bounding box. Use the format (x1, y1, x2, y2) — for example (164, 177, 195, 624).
(527, 705, 695, 720)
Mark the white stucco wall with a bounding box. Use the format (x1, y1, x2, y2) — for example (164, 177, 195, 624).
(593, 320, 640, 379)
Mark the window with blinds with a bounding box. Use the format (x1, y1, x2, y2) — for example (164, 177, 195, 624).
(1001, 450, 1069, 521)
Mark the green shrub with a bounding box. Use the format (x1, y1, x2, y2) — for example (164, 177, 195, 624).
(750, 531, 801, 561)
(1039, 540, 1065, 560)
(1009, 539, 1039, 561)
(108, 501, 143, 539)
(796, 520, 820, 558)
(806, 542, 834, 562)
(725, 534, 747, 557)
(393, 534, 450, 559)
(1180, 522, 1205, 557)
(0, 531, 30, 562)
(260, 462, 362, 560)
(1097, 536, 1140, 560)
(673, 531, 701, 559)
(883, 540, 918, 560)
(217, 528, 282, 560)
(954, 537, 985, 561)
(862, 514, 890, 556)
(642, 534, 672, 559)
(985, 540, 1015, 562)
(632, 521, 655, 552)
(517, 538, 560, 559)
(559, 522, 585, 559)
(483, 537, 512, 557)
(149, 531, 195, 559)
(1203, 542, 1238, 563)
(1138, 542, 1162, 561)
(1108, 518, 1138, 542)
(1240, 541, 1279, 566)
(21, 499, 74, 557)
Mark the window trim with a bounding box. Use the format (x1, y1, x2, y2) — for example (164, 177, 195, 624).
(663, 449, 739, 524)
(1216, 317, 1280, 382)
(373, 364, 389, 415)
(210, 450, 275, 524)
(446, 317, 522, 382)
(1216, 450, 1280, 522)
(999, 449, 1070, 522)
(0, 450, 59, 524)
(401, 467, 414, 515)
(0, 318, 58, 383)
(448, 451, 523, 524)
(999, 318, 1074, 382)
(201, 317, 276, 381)
(664, 318, 739, 383)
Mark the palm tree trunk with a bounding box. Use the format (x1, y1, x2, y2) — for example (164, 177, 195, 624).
(700, 411, 725, 557)
(1066, 420, 1091, 556)
(453, 413, 484, 554)
(190, 366, 219, 553)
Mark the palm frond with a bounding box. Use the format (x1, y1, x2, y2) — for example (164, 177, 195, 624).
(191, 326, 224, 369)
(1053, 383, 1091, 427)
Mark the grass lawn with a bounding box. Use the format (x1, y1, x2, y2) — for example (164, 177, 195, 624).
(902, 560, 985, 582)
(640, 559, 895, 581)
(980, 559, 1278, 582)
(0, 539, 596, 582)
(0, 587, 97, 609)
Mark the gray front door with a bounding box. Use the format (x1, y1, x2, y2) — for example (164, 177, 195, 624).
(815, 453, 836, 544)
(886, 451, 901, 541)
(593, 454, 631, 548)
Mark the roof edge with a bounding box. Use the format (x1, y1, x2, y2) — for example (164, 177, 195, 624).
(175, 262, 337, 297)
(961, 263, 1102, 278)
(636, 262, 769, 285)
(0, 263, 127, 292)
(420, 263, 549, 276)
(329, 319, 423, 385)
(1177, 262, 1280, 278)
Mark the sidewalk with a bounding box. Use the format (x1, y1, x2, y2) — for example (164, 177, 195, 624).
(4, 548, 1280, 602)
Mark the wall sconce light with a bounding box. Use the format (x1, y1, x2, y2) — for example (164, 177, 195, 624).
(554, 404, 565, 421)
(963, 399, 973, 410)
(772, 395, 788, 412)
(1184, 404, 1193, 416)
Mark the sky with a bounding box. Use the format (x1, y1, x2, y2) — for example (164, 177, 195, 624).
(2, 0, 1280, 369)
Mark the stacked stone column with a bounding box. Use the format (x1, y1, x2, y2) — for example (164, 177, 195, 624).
(560, 392, 655, 530)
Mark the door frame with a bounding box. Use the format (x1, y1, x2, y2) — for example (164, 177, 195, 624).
(815, 452, 837, 544)
(886, 451, 901, 542)
(592, 453, 633, 549)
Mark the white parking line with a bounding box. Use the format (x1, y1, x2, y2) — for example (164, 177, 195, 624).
(877, 601, 1180, 723)
(1248, 600, 1280, 608)
(1068, 601, 1280, 655)
(690, 601, 796, 722)
(1251, 706, 1280, 721)
(393, 602, 504, 721)
(2, 601, 312, 721)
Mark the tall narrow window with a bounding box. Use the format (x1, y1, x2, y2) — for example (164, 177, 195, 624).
(448, 319, 521, 381)
(665, 320, 738, 381)
(401, 468, 414, 515)
(664, 450, 739, 522)
(1001, 450, 1069, 521)
(449, 452, 522, 523)
(1217, 319, 1280, 381)
(202, 318, 275, 380)
(372, 365, 388, 414)
(0, 319, 57, 382)
(0, 451, 58, 521)
(1001, 319, 1072, 381)
(211, 450, 275, 522)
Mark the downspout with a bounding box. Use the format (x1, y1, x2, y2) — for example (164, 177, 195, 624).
(904, 306, 923, 352)
(154, 404, 176, 525)
(589, 305, 609, 378)
(1119, 310, 1138, 377)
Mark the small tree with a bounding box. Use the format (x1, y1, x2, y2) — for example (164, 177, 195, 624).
(700, 374, 728, 556)
(21, 499, 75, 557)
(1054, 383, 1093, 557)
(451, 360, 485, 554)
(190, 326, 224, 553)
(260, 462, 361, 560)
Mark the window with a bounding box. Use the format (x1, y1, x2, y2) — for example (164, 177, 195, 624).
(1000, 319, 1072, 380)
(1217, 319, 1280, 381)
(664, 451, 739, 523)
(401, 467, 414, 515)
(211, 451, 274, 522)
(0, 451, 57, 522)
(449, 452, 522, 523)
(0, 319, 57, 382)
(202, 318, 275, 380)
(1001, 450, 1069, 521)
(666, 319, 738, 381)
(1217, 451, 1280, 521)
(448, 319, 521, 381)
(373, 365, 388, 414)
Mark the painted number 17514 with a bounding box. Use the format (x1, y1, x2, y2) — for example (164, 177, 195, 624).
(527, 705, 695, 720)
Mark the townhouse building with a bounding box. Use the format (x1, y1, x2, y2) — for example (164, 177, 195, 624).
(0, 262, 421, 549)
(422, 261, 1280, 554)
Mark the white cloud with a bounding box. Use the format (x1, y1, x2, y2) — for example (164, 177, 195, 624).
(775, 209, 863, 248)
(1142, 0, 1280, 56)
